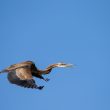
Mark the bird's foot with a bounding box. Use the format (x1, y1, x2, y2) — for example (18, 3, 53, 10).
(38, 86, 44, 90)
(44, 78, 50, 82)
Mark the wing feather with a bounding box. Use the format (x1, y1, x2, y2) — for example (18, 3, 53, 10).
(15, 68, 33, 80)
(7, 71, 44, 89)
(0, 61, 36, 73)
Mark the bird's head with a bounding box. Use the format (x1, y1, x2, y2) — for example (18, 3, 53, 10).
(55, 62, 73, 68)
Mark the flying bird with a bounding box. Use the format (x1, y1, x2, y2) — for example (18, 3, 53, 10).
(0, 61, 73, 90)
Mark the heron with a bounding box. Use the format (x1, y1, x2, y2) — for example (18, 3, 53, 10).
(0, 61, 73, 90)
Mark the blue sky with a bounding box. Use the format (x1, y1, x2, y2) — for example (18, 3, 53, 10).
(0, 0, 110, 110)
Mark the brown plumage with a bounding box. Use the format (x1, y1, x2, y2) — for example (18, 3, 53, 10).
(0, 61, 73, 90)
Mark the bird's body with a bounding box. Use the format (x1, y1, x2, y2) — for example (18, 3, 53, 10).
(0, 61, 73, 90)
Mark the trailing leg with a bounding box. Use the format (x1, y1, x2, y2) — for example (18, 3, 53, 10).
(36, 75, 50, 82)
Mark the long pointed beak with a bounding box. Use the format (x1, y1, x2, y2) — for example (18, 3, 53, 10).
(57, 63, 74, 68)
(64, 64, 73, 67)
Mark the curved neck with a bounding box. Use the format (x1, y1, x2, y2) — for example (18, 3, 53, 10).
(37, 64, 57, 74)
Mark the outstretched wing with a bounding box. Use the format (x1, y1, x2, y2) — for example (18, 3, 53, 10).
(0, 61, 37, 73)
(7, 69, 43, 89)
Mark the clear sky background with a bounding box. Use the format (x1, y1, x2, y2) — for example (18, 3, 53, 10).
(0, 0, 110, 110)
